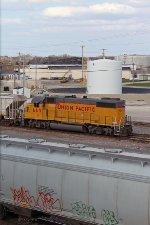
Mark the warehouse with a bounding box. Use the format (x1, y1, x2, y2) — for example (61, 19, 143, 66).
(23, 64, 83, 80)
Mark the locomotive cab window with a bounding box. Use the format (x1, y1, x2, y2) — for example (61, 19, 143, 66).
(34, 103, 39, 107)
(96, 100, 125, 108)
(45, 97, 56, 103)
(96, 102, 117, 108)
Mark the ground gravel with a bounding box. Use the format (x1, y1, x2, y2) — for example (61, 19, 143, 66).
(1, 125, 150, 152)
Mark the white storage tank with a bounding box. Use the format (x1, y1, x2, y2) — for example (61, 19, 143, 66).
(87, 59, 122, 94)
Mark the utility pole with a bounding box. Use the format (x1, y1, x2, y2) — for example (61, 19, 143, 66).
(35, 57, 37, 89)
(123, 54, 127, 65)
(18, 52, 25, 95)
(101, 48, 107, 59)
(18, 52, 21, 73)
(13, 71, 15, 89)
(132, 56, 135, 83)
(22, 55, 25, 96)
(81, 45, 85, 81)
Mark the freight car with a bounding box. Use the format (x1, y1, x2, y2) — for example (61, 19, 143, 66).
(0, 135, 150, 225)
(23, 95, 132, 136)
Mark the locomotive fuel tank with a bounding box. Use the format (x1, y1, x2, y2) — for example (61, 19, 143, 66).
(0, 135, 149, 225)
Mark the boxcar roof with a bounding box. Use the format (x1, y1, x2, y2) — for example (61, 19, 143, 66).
(1, 135, 150, 176)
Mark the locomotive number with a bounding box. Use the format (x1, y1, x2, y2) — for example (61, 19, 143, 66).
(33, 108, 42, 113)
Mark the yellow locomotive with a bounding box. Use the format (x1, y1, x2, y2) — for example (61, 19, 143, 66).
(23, 95, 132, 136)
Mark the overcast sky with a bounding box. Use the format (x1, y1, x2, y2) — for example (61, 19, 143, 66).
(1, 0, 150, 57)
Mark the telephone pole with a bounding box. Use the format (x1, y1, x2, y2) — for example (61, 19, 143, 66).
(18, 52, 25, 95)
(81, 45, 85, 81)
(123, 54, 127, 65)
(35, 57, 37, 89)
(132, 56, 135, 83)
(18, 52, 21, 74)
(101, 48, 107, 59)
(22, 55, 25, 96)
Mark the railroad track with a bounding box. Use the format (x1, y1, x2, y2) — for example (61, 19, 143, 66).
(129, 134, 150, 143)
(0, 214, 83, 225)
(133, 121, 150, 127)
(1, 121, 150, 144)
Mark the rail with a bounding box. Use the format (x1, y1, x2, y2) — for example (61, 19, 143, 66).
(129, 134, 150, 143)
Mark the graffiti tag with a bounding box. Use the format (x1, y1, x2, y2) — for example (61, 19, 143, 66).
(71, 201, 96, 219)
(38, 185, 56, 195)
(10, 186, 63, 212)
(101, 209, 119, 225)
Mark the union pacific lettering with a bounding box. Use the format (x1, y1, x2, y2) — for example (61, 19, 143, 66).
(57, 103, 95, 112)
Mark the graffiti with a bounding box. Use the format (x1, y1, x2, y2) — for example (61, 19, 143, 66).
(37, 190, 62, 212)
(71, 201, 96, 219)
(10, 186, 63, 212)
(101, 209, 118, 225)
(10, 186, 36, 207)
(10, 186, 119, 224)
(38, 185, 56, 196)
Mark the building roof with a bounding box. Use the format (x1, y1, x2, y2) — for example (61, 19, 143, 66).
(29, 64, 82, 69)
(122, 64, 136, 70)
(13, 87, 29, 90)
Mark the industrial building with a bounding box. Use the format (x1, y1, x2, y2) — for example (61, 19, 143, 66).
(23, 63, 135, 82)
(1, 55, 149, 83)
(13, 87, 31, 99)
(23, 64, 84, 81)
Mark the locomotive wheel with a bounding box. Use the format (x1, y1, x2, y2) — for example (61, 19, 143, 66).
(103, 127, 114, 136)
(0, 204, 6, 220)
(40, 122, 46, 129)
(46, 121, 51, 129)
(28, 120, 33, 128)
(127, 126, 133, 136)
(24, 119, 29, 127)
(82, 125, 88, 133)
(95, 127, 103, 135)
(108, 128, 114, 136)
